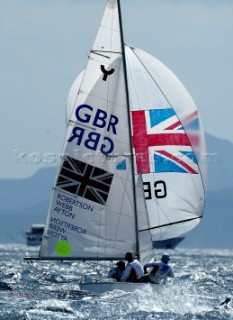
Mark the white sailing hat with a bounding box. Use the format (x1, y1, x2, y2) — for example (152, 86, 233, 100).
(161, 253, 170, 262)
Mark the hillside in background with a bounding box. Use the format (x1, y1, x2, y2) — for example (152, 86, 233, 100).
(180, 188, 233, 248)
(206, 133, 233, 191)
(0, 133, 232, 248)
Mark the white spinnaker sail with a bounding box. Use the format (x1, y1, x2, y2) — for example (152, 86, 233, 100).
(66, 45, 207, 243)
(125, 45, 207, 241)
(40, 0, 138, 259)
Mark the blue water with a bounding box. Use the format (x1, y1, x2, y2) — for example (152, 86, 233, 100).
(0, 245, 232, 319)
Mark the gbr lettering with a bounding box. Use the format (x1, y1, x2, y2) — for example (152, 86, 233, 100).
(67, 104, 119, 155)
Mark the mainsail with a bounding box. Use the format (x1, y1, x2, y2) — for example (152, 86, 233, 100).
(39, 0, 152, 261)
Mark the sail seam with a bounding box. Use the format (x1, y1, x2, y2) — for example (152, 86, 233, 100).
(127, 45, 174, 109)
(68, 120, 97, 131)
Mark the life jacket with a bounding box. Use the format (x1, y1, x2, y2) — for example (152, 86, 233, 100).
(151, 265, 159, 275)
(149, 262, 170, 283)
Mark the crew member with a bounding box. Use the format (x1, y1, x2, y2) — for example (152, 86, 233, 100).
(144, 253, 174, 284)
(121, 252, 144, 282)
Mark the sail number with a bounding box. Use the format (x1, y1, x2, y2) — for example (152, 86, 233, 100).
(143, 181, 167, 199)
(68, 104, 119, 155)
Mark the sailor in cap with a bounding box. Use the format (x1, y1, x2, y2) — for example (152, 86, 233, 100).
(143, 253, 174, 284)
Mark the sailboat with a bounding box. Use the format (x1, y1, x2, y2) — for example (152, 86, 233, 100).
(25, 0, 207, 294)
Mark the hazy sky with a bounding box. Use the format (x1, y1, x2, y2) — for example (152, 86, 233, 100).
(1, 0, 232, 179)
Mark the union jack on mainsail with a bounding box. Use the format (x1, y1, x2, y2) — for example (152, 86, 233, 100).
(56, 156, 114, 205)
(131, 108, 199, 174)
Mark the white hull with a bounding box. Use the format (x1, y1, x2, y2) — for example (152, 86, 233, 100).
(79, 281, 158, 294)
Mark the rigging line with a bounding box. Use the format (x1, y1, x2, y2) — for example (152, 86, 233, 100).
(126, 45, 174, 109)
(139, 216, 202, 232)
(91, 51, 110, 59)
(124, 48, 141, 109)
(91, 49, 121, 55)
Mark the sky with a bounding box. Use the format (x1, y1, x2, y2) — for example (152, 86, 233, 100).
(1, 0, 233, 179)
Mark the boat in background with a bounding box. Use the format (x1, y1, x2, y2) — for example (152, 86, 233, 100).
(25, 224, 45, 246)
(153, 237, 185, 250)
(25, 0, 207, 294)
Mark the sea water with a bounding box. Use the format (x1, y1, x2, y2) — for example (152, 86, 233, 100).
(0, 244, 232, 320)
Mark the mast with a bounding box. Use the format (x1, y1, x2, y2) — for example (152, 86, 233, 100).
(117, 0, 140, 258)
